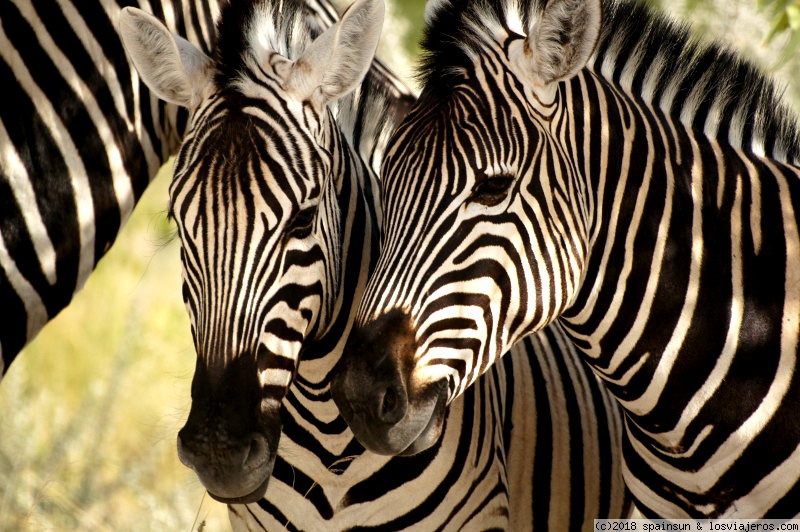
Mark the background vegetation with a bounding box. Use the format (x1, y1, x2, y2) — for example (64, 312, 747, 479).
(2, 0, 800, 530)
(0, 171, 230, 530)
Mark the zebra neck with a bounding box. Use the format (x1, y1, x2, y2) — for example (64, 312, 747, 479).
(558, 65, 800, 449)
(590, 0, 800, 167)
(335, 62, 415, 176)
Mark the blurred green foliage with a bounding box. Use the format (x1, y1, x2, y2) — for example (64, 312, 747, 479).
(0, 166, 231, 531)
(760, 0, 800, 67)
(391, 0, 426, 58)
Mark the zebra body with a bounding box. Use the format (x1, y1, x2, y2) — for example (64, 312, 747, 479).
(331, 0, 800, 518)
(0, 0, 220, 376)
(240, 330, 627, 530)
(122, 0, 628, 527)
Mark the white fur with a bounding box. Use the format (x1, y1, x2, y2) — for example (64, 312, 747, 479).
(512, 0, 601, 91)
(284, 0, 385, 110)
(119, 7, 213, 110)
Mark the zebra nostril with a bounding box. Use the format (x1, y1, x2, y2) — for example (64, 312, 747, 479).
(378, 383, 407, 425)
(242, 433, 269, 469)
(381, 386, 397, 417)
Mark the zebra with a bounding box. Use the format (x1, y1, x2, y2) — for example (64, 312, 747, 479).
(330, 0, 800, 519)
(121, 0, 629, 527)
(0, 0, 222, 380)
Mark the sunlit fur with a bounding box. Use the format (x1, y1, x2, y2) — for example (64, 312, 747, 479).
(352, 0, 800, 518)
(0, 0, 221, 378)
(165, 0, 630, 526)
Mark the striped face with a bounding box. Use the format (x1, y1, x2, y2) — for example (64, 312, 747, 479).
(369, 90, 580, 382)
(332, 0, 601, 455)
(336, 69, 583, 454)
(170, 72, 345, 503)
(120, 0, 384, 503)
(171, 87, 339, 395)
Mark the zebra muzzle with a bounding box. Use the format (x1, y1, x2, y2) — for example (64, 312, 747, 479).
(332, 309, 449, 456)
(177, 429, 273, 503)
(177, 353, 280, 503)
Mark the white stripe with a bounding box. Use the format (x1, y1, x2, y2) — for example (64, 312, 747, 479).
(259, 367, 293, 387)
(2, 5, 96, 286)
(0, 121, 58, 287)
(0, 228, 48, 342)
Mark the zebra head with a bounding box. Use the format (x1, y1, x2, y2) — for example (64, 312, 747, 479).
(120, 0, 384, 503)
(332, 0, 602, 455)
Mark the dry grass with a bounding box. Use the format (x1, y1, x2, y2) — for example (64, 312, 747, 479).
(0, 165, 231, 531)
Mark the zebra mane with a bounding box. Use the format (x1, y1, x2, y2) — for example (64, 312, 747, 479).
(213, 0, 317, 85)
(419, 0, 800, 164)
(209, 0, 412, 172)
(337, 59, 416, 174)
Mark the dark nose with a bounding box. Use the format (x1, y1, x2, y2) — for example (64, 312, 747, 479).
(332, 347, 409, 427)
(377, 374, 408, 425)
(331, 309, 416, 451)
(177, 355, 275, 503)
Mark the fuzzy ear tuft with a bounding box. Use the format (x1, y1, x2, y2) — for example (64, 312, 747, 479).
(119, 7, 213, 109)
(519, 0, 601, 88)
(424, 0, 450, 25)
(285, 0, 384, 108)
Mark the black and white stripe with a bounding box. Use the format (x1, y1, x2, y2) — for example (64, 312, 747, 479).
(123, 0, 629, 526)
(333, 0, 800, 519)
(0, 0, 220, 377)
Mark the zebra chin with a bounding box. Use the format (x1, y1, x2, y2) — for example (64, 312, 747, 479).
(177, 420, 280, 504)
(177, 434, 275, 504)
(331, 309, 450, 455)
(333, 371, 448, 456)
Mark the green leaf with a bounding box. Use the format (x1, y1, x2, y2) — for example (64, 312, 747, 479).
(788, 4, 800, 29)
(764, 11, 790, 44)
(772, 21, 800, 70)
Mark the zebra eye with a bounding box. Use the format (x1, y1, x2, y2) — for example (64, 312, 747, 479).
(469, 174, 515, 206)
(286, 207, 316, 239)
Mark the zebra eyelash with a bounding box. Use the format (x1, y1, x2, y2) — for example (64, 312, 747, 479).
(468, 172, 516, 206)
(285, 205, 317, 240)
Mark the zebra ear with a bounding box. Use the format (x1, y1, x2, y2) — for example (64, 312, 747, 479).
(119, 7, 213, 109)
(285, 0, 384, 108)
(517, 0, 601, 89)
